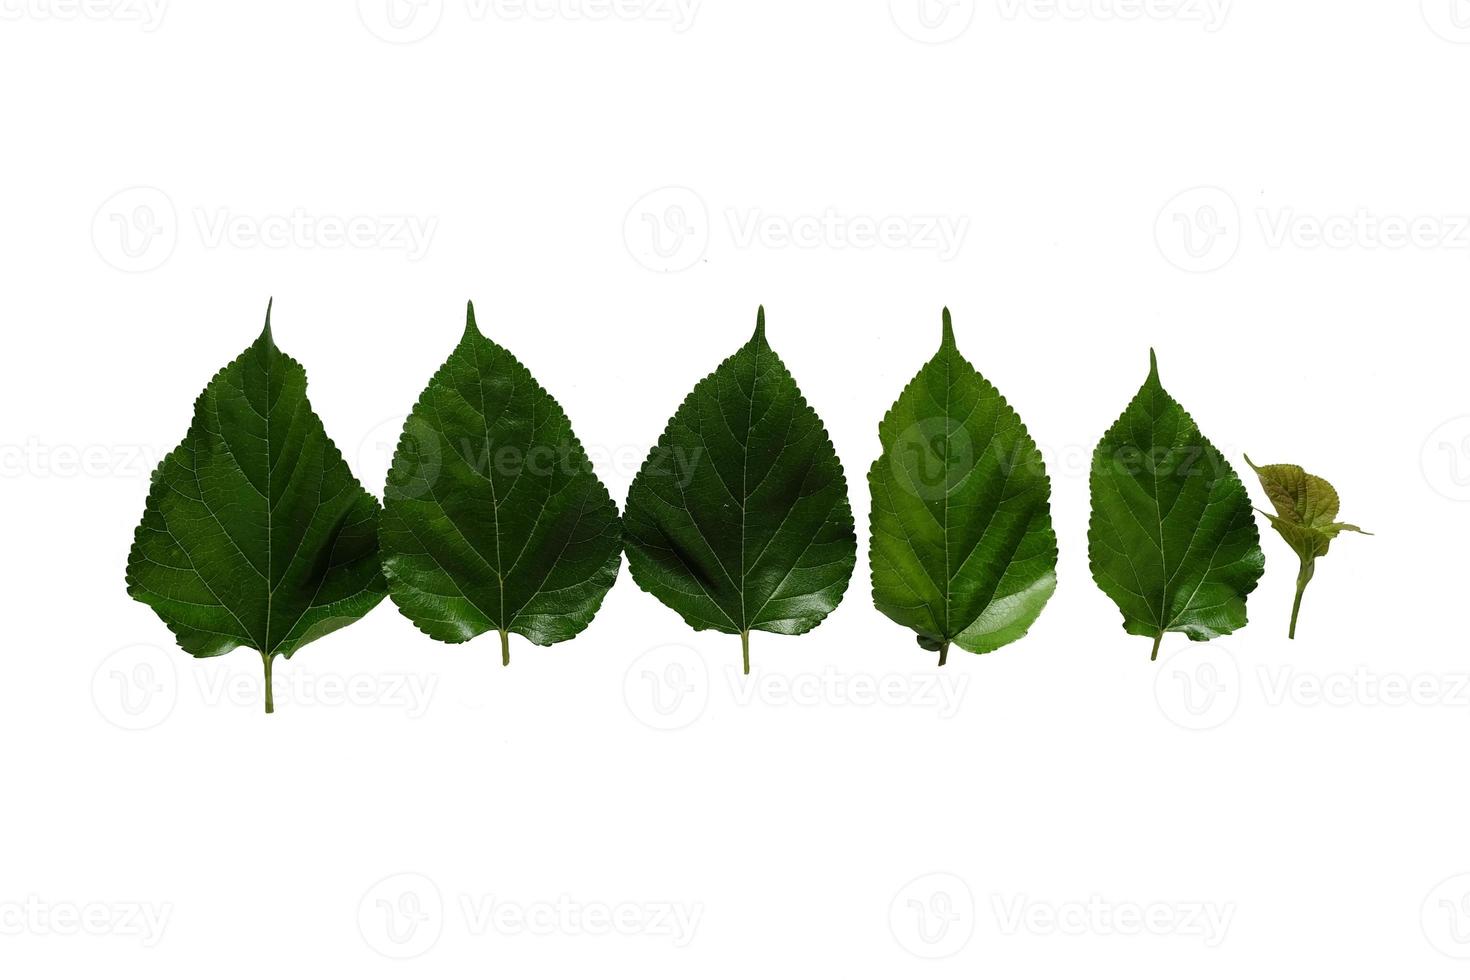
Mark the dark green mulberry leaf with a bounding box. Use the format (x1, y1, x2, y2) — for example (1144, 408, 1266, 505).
(868, 310, 1057, 665)
(1244, 455, 1369, 639)
(622, 307, 857, 673)
(378, 302, 621, 663)
(125, 302, 387, 713)
(1087, 351, 1264, 660)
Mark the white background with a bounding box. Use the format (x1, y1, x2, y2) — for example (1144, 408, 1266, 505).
(2, 1, 1468, 975)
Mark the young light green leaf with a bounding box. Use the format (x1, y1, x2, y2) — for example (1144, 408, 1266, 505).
(868, 310, 1057, 665)
(622, 307, 857, 673)
(1087, 351, 1264, 660)
(125, 302, 387, 713)
(378, 302, 622, 663)
(1244, 455, 1369, 639)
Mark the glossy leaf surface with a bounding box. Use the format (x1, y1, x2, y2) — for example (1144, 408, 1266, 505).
(378, 303, 621, 662)
(868, 310, 1057, 664)
(622, 308, 856, 672)
(1087, 351, 1264, 659)
(125, 303, 386, 711)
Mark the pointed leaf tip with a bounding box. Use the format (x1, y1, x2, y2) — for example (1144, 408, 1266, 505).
(464, 300, 480, 337)
(940, 308, 955, 348)
(1147, 348, 1159, 381)
(258, 298, 275, 348)
(752, 306, 766, 343)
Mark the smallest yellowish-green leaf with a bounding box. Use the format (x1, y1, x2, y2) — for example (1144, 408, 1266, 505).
(1244, 455, 1370, 640)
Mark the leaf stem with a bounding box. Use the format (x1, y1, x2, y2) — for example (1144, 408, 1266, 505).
(937, 641, 949, 667)
(262, 652, 275, 714)
(1289, 558, 1315, 640)
(741, 630, 750, 675)
(1150, 633, 1163, 662)
(499, 628, 510, 667)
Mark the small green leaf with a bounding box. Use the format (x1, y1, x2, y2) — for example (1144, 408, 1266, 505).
(1087, 351, 1264, 660)
(1244, 455, 1369, 639)
(868, 310, 1058, 665)
(378, 302, 622, 663)
(125, 302, 387, 713)
(622, 307, 857, 673)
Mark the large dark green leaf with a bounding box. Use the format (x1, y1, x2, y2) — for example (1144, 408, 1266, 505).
(125, 302, 386, 712)
(1244, 455, 1368, 639)
(868, 310, 1057, 665)
(1087, 351, 1264, 660)
(378, 302, 621, 663)
(622, 307, 856, 673)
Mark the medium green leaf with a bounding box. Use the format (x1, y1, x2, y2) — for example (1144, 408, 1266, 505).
(1087, 351, 1264, 660)
(622, 307, 857, 673)
(868, 310, 1058, 665)
(125, 302, 387, 713)
(1244, 455, 1369, 639)
(378, 302, 622, 663)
